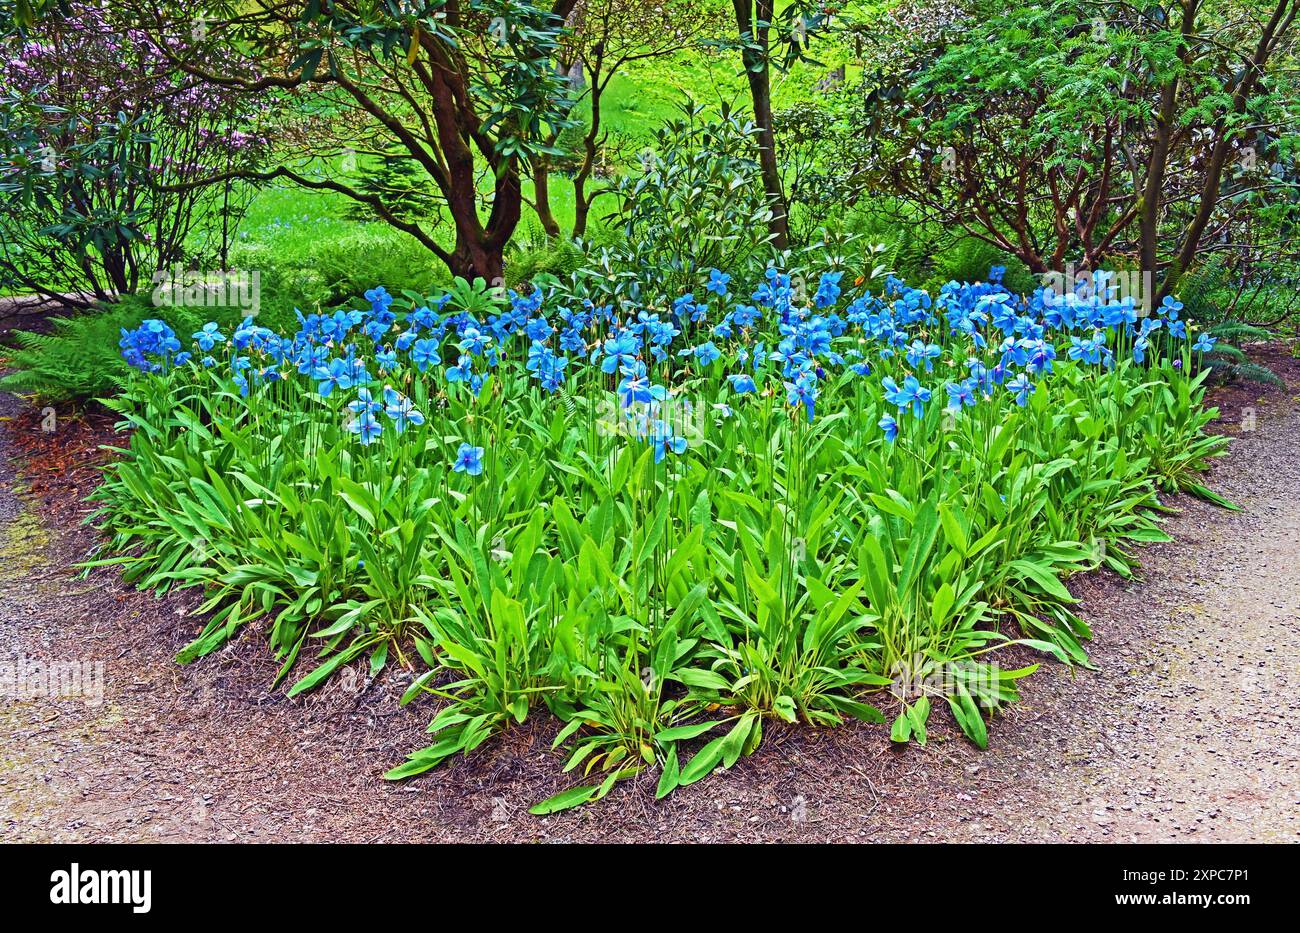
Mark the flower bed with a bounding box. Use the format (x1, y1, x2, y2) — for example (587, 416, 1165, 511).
(94, 267, 1226, 811)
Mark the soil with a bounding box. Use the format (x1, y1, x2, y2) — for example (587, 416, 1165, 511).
(1, 345, 1297, 843)
(0, 293, 87, 339)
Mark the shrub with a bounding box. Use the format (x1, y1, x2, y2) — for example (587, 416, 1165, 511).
(504, 229, 586, 287)
(0, 4, 269, 303)
(926, 238, 1039, 296)
(587, 102, 776, 305)
(344, 149, 440, 223)
(1, 304, 147, 403)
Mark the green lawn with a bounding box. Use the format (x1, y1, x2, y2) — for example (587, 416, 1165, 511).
(226, 39, 860, 285)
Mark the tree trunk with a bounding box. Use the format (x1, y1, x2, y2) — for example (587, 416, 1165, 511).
(449, 233, 505, 283)
(424, 56, 518, 284)
(734, 0, 789, 249)
(1141, 1, 1199, 295)
(573, 174, 593, 239)
(533, 155, 561, 239)
(572, 68, 605, 240)
(1160, 0, 1294, 302)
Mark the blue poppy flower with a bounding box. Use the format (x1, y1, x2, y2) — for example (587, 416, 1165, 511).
(383, 387, 425, 433)
(649, 420, 688, 464)
(600, 333, 639, 374)
(707, 269, 730, 297)
(905, 340, 942, 372)
(525, 316, 553, 343)
(1006, 372, 1036, 406)
(784, 371, 818, 422)
(731, 304, 761, 328)
(453, 442, 484, 475)
(693, 341, 721, 367)
(813, 272, 842, 309)
(365, 286, 393, 315)
(458, 327, 493, 357)
(349, 410, 383, 445)
(410, 338, 442, 372)
(446, 355, 474, 383)
(1133, 335, 1150, 364)
(882, 375, 931, 418)
(348, 387, 383, 416)
(192, 322, 226, 351)
(313, 358, 352, 397)
(945, 380, 977, 409)
(728, 373, 757, 394)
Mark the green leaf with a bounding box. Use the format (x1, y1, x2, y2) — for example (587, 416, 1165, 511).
(1009, 559, 1075, 602)
(678, 735, 727, 786)
(286, 646, 359, 697)
(529, 784, 599, 815)
(1185, 483, 1241, 510)
(823, 694, 885, 723)
(906, 696, 930, 746)
(655, 746, 681, 799)
(719, 712, 756, 768)
(947, 691, 988, 749)
(672, 668, 731, 691)
(773, 695, 798, 723)
(932, 581, 955, 628)
(654, 720, 725, 743)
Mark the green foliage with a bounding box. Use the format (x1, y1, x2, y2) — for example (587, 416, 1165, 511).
(0, 4, 267, 300)
(858, 0, 1299, 291)
(228, 226, 446, 314)
(1177, 264, 1286, 384)
(1179, 255, 1300, 332)
(1208, 322, 1272, 344)
(924, 237, 1038, 295)
(550, 117, 590, 175)
(1, 307, 141, 402)
(1202, 322, 1286, 387)
(15, 0, 1273, 816)
(1209, 360, 1285, 388)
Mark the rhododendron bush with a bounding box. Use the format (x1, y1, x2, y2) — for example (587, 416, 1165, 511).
(0, 2, 269, 303)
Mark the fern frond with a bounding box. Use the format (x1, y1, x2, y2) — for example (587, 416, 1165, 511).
(1207, 359, 1285, 387)
(1208, 321, 1271, 343)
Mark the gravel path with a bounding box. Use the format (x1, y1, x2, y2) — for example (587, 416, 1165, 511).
(947, 377, 1300, 842)
(1, 358, 1296, 843)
